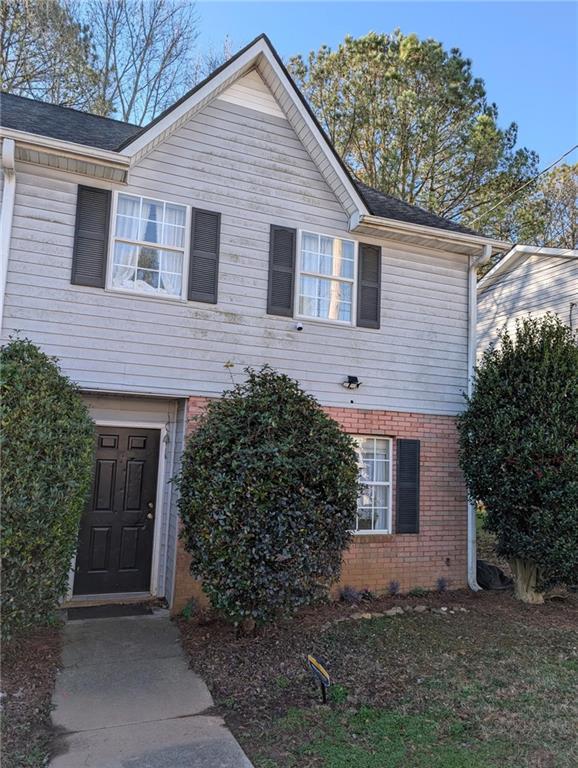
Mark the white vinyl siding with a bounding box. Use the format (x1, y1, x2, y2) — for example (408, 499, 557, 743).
(2, 95, 470, 415)
(478, 254, 578, 353)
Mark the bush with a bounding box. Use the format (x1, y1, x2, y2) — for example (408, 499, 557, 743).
(177, 367, 360, 626)
(458, 315, 578, 602)
(1, 339, 94, 638)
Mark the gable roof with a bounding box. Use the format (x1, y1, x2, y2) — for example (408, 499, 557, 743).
(0, 34, 481, 238)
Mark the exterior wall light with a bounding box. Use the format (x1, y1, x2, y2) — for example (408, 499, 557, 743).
(343, 375, 361, 390)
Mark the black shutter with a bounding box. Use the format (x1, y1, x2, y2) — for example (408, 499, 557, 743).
(267, 225, 296, 316)
(357, 243, 381, 328)
(396, 439, 420, 534)
(188, 208, 220, 303)
(71, 186, 111, 287)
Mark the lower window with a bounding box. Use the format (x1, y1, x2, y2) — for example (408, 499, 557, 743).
(354, 436, 392, 533)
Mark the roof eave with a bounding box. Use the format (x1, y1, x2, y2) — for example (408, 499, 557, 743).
(352, 212, 512, 254)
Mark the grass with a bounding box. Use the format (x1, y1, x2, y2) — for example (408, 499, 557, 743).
(179, 591, 578, 768)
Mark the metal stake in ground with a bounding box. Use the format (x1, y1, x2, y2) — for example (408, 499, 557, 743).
(307, 654, 330, 704)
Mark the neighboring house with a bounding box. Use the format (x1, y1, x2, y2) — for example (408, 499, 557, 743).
(0, 35, 510, 612)
(478, 245, 578, 353)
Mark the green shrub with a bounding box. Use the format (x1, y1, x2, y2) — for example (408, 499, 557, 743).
(1, 339, 94, 638)
(458, 315, 578, 602)
(177, 367, 360, 625)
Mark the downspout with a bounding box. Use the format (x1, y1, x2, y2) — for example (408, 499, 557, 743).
(466, 244, 493, 590)
(0, 138, 16, 336)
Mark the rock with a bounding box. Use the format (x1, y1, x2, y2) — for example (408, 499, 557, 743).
(414, 605, 427, 613)
(351, 612, 373, 620)
(440, 607, 448, 612)
(371, 612, 384, 618)
(385, 606, 404, 617)
(458, 607, 468, 613)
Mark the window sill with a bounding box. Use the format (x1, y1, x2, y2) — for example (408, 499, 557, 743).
(104, 286, 187, 304)
(352, 530, 393, 537)
(294, 314, 355, 329)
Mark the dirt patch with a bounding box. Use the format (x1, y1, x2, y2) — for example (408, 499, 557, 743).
(178, 591, 578, 767)
(1, 625, 62, 768)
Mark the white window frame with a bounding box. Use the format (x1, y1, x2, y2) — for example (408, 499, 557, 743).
(295, 229, 358, 326)
(353, 435, 393, 534)
(106, 191, 191, 302)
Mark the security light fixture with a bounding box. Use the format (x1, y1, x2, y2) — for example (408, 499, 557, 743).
(343, 375, 361, 390)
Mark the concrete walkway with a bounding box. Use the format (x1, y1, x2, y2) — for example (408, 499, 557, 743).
(50, 611, 253, 768)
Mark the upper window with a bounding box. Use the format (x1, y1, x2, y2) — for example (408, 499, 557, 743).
(297, 232, 355, 323)
(355, 437, 392, 533)
(111, 193, 187, 298)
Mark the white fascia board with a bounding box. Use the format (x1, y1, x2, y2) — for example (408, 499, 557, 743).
(118, 37, 369, 217)
(119, 40, 267, 158)
(0, 127, 130, 169)
(354, 213, 512, 253)
(477, 244, 578, 290)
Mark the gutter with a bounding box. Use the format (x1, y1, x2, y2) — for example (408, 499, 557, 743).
(0, 138, 16, 336)
(351, 212, 511, 252)
(0, 127, 130, 169)
(466, 244, 493, 590)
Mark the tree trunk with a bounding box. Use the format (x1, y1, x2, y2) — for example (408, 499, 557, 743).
(509, 559, 544, 604)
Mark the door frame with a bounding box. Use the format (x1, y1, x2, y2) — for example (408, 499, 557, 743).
(67, 419, 168, 601)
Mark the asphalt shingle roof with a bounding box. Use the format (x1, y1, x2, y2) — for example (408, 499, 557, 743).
(0, 92, 140, 150)
(1, 91, 476, 236)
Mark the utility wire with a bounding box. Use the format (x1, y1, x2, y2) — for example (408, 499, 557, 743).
(460, 144, 578, 226)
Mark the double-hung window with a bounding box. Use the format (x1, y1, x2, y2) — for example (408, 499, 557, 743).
(355, 437, 392, 533)
(298, 232, 355, 323)
(111, 193, 187, 299)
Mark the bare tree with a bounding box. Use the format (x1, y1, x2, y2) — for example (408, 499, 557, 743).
(83, 0, 202, 124)
(0, 0, 101, 110)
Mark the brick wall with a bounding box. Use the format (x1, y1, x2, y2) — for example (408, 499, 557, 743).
(172, 398, 467, 613)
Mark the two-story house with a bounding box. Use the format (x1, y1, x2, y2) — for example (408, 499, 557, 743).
(0, 35, 510, 611)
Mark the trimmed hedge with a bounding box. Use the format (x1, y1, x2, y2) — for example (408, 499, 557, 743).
(458, 315, 578, 598)
(1, 339, 94, 638)
(177, 367, 360, 625)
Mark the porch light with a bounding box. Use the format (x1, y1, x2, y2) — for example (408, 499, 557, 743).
(342, 375, 361, 390)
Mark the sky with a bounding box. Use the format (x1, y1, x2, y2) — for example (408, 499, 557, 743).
(196, 1, 578, 169)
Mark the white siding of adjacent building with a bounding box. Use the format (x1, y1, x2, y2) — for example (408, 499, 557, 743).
(2, 81, 470, 416)
(478, 254, 578, 352)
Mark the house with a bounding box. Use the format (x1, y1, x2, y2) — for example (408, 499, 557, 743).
(477, 244, 578, 352)
(0, 35, 510, 612)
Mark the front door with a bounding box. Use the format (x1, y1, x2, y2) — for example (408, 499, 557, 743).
(74, 427, 160, 595)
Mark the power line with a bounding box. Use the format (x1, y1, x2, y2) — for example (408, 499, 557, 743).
(461, 144, 578, 226)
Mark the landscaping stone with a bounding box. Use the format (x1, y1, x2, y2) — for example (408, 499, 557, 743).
(414, 605, 428, 613)
(385, 607, 404, 617)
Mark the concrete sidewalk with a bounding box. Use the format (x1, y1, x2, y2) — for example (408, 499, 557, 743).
(49, 611, 253, 768)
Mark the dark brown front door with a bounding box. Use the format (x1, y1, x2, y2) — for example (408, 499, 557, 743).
(74, 427, 160, 595)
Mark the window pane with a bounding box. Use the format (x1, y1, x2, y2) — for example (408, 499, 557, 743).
(163, 224, 185, 248)
(298, 276, 351, 321)
(136, 269, 159, 291)
(373, 461, 387, 482)
(373, 486, 387, 508)
(165, 203, 186, 228)
(374, 509, 388, 531)
(137, 246, 159, 271)
(117, 194, 140, 218)
(112, 263, 136, 290)
(375, 439, 390, 461)
(116, 214, 139, 241)
(302, 232, 318, 253)
(160, 271, 182, 296)
(300, 232, 354, 280)
(357, 508, 373, 531)
(113, 242, 137, 267)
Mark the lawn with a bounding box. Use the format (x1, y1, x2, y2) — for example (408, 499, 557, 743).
(178, 590, 578, 768)
(1, 626, 62, 768)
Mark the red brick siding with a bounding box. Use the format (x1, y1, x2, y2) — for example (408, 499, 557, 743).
(172, 398, 467, 613)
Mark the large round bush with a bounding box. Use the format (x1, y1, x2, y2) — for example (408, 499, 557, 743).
(177, 367, 360, 625)
(458, 315, 578, 602)
(1, 339, 94, 638)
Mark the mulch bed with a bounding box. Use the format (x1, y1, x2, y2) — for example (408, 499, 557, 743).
(177, 589, 578, 765)
(1, 625, 62, 768)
